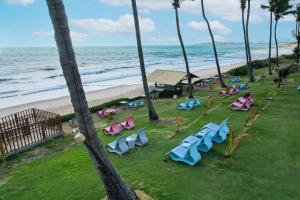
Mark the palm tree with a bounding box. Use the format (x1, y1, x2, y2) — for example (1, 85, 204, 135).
(245, 0, 254, 82)
(241, 0, 254, 81)
(293, 4, 300, 63)
(261, 1, 275, 74)
(172, 0, 193, 98)
(200, 0, 227, 88)
(273, 0, 293, 68)
(46, 1, 137, 199)
(131, 0, 159, 121)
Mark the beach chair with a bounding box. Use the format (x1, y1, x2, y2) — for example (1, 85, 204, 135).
(168, 141, 201, 166)
(193, 97, 201, 107)
(239, 83, 248, 90)
(176, 100, 194, 110)
(200, 118, 230, 144)
(230, 93, 253, 111)
(135, 128, 148, 146)
(107, 136, 129, 155)
(126, 134, 137, 149)
(218, 85, 239, 96)
(195, 129, 214, 152)
(103, 122, 123, 135)
(121, 116, 135, 130)
(128, 101, 138, 109)
(97, 109, 108, 118)
(137, 99, 145, 107)
(195, 81, 208, 88)
(230, 76, 241, 83)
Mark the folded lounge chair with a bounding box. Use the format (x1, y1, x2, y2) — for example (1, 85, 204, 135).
(239, 83, 248, 90)
(121, 116, 135, 130)
(193, 97, 201, 107)
(126, 134, 137, 149)
(230, 76, 241, 83)
(182, 131, 212, 153)
(107, 135, 129, 155)
(128, 101, 138, 109)
(200, 118, 230, 144)
(218, 85, 239, 96)
(230, 93, 253, 111)
(135, 128, 148, 146)
(195, 81, 208, 88)
(168, 141, 201, 166)
(103, 122, 123, 135)
(176, 100, 194, 110)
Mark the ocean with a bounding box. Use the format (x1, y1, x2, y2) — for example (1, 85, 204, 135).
(0, 43, 291, 109)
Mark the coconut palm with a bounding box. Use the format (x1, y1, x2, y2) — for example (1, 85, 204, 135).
(46, 1, 137, 199)
(172, 0, 193, 98)
(241, 0, 254, 81)
(261, 1, 276, 74)
(273, 0, 293, 68)
(200, 0, 227, 88)
(131, 0, 159, 121)
(293, 3, 300, 63)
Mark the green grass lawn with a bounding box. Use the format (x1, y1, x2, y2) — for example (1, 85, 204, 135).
(1, 65, 300, 200)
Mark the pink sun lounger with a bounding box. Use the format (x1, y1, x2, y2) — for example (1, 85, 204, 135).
(230, 93, 253, 111)
(121, 116, 135, 130)
(103, 122, 123, 135)
(218, 85, 239, 96)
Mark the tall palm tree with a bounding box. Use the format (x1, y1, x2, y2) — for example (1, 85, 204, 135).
(241, 0, 253, 81)
(293, 3, 300, 63)
(200, 0, 227, 88)
(273, 0, 293, 68)
(131, 0, 159, 121)
(261, 1, 275, 74)
(245, 0, 254, 82)
(46, 1, 137, 199)
(173, 0, 193, 98)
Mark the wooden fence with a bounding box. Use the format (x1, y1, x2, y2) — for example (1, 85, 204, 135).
(0, 108, 63, 157)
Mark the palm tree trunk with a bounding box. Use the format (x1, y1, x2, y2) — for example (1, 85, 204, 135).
(275, 19, 279, 68)
(174, 7, 193, 98)
(46, 1, 137, 199)
(268, 12, 273, 74)
(296, 22, 300, 63)
(246, 0, 254, 82)
(201, 0, 226, 88)
(131, 0, 159, 121)
(242, 9, 252, 81)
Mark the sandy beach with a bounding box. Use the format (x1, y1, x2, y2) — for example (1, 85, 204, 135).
(0, 62, 244, 118)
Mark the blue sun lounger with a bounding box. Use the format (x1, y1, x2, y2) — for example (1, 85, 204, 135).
(126, 134, 137, 149)
(239, 83, 248, 90)
(200, 118, 230, 144)
(176, 100, 194, 110)
(135, 128, 148, 146)
(168, 141, 201, 166)
(107, 136, 129, 155)
(193, 96, 201, 107)
(181, 129, 213, 153)
(128, 101, 138, 109)
(230, 76, 241, 83)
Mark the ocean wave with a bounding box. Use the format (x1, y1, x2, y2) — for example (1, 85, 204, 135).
(21, 85, 66, 96)
(0, 90, 19, 95)
(0, 78, 14, 82)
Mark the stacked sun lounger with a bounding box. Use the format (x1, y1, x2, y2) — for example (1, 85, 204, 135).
(128, 99, 145, 109)
(230, 93, 254, 111)
(107, 128, 148, 155)
(230, 76, 241, 83)
(97, 108, 117, 118)
(218, 85, 239, 96)
(168, 118, 230, 166)
(238, 82, 248, 90)
(103, 117, 135, 135)
(176, 97, 201, 110)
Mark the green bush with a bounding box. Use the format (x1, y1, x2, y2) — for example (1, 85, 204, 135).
(228, 60, 269, 76)
(60, 97, 132, 123)
(156, 89, 182, 98)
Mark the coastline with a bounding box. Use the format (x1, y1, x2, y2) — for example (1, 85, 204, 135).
(0, 61, 245, 118)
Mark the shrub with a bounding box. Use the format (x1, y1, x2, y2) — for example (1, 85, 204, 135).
(156, 89, 182, 98)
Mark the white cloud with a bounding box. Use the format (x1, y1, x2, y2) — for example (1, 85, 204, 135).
(101, 0, 170, 11)
(101, 0, 268, 22)
(6, 0, 34, 6)
(188, 20, 231, 34)
(70, 14, 155, 35)
(34, 31, 88, 42)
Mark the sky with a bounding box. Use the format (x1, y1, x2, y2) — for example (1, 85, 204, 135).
(0, 0, 299, 47)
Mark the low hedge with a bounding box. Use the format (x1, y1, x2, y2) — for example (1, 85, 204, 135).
(228, 59, 269, 76)
(60, 97, 134, 123)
